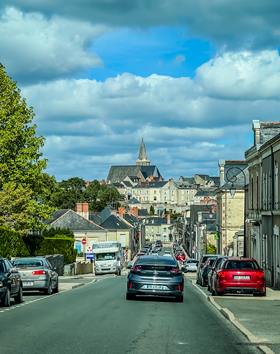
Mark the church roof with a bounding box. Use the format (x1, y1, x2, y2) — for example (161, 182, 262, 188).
(106, 165, 162, 183)
(138, 138, 148, 160)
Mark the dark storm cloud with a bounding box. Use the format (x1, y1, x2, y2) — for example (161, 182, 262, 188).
(2, 0, 280, 49)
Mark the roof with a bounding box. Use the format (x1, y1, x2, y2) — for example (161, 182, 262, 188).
(106, 165, 162, 183)
(195, 188, 217, 197)
(99, 207, 112, 223)
(48, 210, 106, 231)
(123, 213, 138, 225)
(113, 182, 124, 188)
(45, 209, 70, 224)
(173, 181, 197, 189)
(122, 181, 132, 187)
(128, 197, 141, 204)
(100, 215, 132, 230)
(145, 217, 174, 225)
(138, 209, 149, 217)
(181, 177, 196, 184)
(132, 181, 168, 189)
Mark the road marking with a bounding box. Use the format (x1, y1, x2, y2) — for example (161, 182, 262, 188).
(192, 283, 207, 298)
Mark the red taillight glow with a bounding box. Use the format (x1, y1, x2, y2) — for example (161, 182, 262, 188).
(200, 263, 204, 268)
(171, 268, 180, 273)
(218, 271, 229, 277)
(129, 282, 133, 289)
(31, 270, 47, 275)
(255, 271, 265, 278)
(178, 284, 181, 291)
(132, 266, 141, 271)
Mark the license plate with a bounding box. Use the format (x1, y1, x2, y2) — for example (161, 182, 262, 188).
(23, 282, 34, 286)
(234, 276, 250, 280)
(141, 285, 168, 290)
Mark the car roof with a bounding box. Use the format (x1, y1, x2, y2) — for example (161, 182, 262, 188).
(135, 255, 177, 266)
(13, 257, 46, 260)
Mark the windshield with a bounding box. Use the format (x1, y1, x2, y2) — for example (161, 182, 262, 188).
(92, 243, 118, 249)
(0, 260, 5, 273)
(13, 259, 44, 268)
(96, 253, 116, 261)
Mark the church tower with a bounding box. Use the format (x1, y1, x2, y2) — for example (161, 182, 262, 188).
(135, 138, 151, 166)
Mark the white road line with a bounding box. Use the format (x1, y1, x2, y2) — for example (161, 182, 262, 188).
(192, 282, 207, 298)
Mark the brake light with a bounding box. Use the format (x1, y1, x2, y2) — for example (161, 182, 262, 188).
(218, 271, 229, 277)
(171, 268, 180, 273)
(31, 270, 47, 275)
(255, 271, 265, 278)
(129, 282, 133, 289)
(132, 266, 141, 271)
(178, 284, 181, 291)
(200, 263, 204, 268)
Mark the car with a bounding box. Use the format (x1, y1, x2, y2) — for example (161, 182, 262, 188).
(207, 257, 226, 293)
(173, 243, 179, 250)
(196, 254, 222, 285)
(183, 259, 199, 272)
(0, 258, 23, 307)
(140, 249, 149, 254)
(155, 241, 163, 247)
(201, 257, 217, 287)
(163, 251, 172, 257)
(174, 247, 182, 255)
(211, 258, 266, 296)
(13, 257, 59, 295)
(151, 249, 158, 254)
(176, 252, 186, 261)
(136, 252, 146, 257)
(126, 255, 184, 302)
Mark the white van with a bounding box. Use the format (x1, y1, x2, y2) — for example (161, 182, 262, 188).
(92, 242, 124, 276)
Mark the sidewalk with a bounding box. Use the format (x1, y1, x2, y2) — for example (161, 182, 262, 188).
(184, 272, 280, 354)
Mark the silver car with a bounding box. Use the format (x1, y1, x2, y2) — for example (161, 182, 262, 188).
(13, 257, 59, 295)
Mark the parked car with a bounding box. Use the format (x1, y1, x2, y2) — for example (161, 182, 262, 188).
(163, 251, 172, 257)
(201, 257, 216, 287)
(183, 259, 199, 272)
(136, 252, 146, 257)
(211, 258, 266, 296)
(176, 252, 186, 262)
(156, 240, 163, 247)
(174, 248, 182, 256)
(13, 257, 59, 295)
(196, 254, 222, 285)
(0, 258, 23, 307)
(173, 243, 179, 250)
(126, 255, 184, 302)
(140, 248, 149, 254)
(207, 257, 226, 293)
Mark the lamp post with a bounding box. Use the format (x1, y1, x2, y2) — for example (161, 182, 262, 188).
(225, 167, 247, 257)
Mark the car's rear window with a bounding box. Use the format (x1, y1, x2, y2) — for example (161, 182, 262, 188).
(224, 260, 258, 270)
(208, 259, 216, 265)
(14, 259, 44, 267)
(134, 265, 176, 271)
(187, 260, 198, 264)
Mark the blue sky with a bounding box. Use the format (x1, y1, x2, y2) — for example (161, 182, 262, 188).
(1, 1, 280, 181)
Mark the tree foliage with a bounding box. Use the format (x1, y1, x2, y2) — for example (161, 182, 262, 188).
(43, 227, 74, 238)
(150, 205, 155, 215)
(206, 243, 217, 254)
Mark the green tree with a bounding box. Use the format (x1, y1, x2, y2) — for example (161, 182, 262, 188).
(0, 182, 54, 233)
(86, 181, 120, 212)
(150, 205, 155, 215)
(206, 243, 217, 254)
(43, 227, 74, 238)
(51, 177, 85, 209)
(0, 64, 47, 192)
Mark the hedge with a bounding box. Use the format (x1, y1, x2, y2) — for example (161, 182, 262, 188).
(38, 236, 77, 264)
(0, 226, 30, 258)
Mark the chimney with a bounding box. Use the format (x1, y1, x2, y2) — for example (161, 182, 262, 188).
(167, 214, 170, 224)
(138, 181, 141, 186)
(159, 177, 163, 181)
(181, 211, 184, 216)
(252, 120, 260, 145)
(82, 203, 89, 219)
(101, 179, 106, 185)
(149, 175, 154, 181)
(133, 207, 138, 217)
(76, 203, 83, 216)
(118, 207, 124, 219)
(218, 159, 225, 187)
(169, 178, 173, 182)
(145, 180, 149, 185)
(86, 181, 90, 186)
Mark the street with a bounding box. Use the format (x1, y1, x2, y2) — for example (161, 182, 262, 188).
(0, 247, 260, 354)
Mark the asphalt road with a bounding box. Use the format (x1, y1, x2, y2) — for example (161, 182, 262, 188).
(0, 248, 260, 354)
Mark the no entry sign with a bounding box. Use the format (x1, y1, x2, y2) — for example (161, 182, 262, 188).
(82, 238, 87, 245)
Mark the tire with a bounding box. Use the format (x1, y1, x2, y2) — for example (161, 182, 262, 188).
(1, 287, 11, 307)
(214, 289, 222, 296)
(126, 292, 135, 301)
(175, 295, 184, 303)
(14, 285, 23, 304)
(53, 279, 59, 294)
(118, 269, 121, 276)
(44, 281, 52, 295)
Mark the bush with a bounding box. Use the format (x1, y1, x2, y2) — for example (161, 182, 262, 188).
(0, 226, 30, 258)
(22, 235, 44, 256)
(38, 236, 77, 264)
(43, 227, 74, 238)
(207, 243, 217, 254)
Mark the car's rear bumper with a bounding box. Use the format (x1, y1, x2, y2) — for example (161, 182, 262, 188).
(22, 279, 49, 290)
(127, 280, 184, 297)
(218, 282, 265, 294)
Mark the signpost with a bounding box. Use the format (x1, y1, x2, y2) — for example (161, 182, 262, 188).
(82, 238, 87, 245)
(86, 246, 93, 260)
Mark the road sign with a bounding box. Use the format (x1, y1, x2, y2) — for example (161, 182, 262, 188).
(86, 254, 94, 259)
(82, 238, 87, 245)
(192, 245, 197, 251)
(86, 246, 92, 253)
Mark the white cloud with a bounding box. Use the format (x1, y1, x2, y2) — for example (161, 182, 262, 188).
(0, 7, 111, 82)
(174, 55, 185, 65)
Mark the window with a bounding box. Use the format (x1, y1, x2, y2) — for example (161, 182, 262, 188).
(251, 175, 254, 209)
(158, 227, 159, 232)
(152, 227, 153, 232)
(154, 196, 157, 201)
(172, 190, 174, 195)
(192, 191, 194, 194)
(163, 228, 167, 232)
(187, 190, 189, 194)
(187, 197, 189, 201)
(154, 190, 156, 194)
(164, 196, 166, 201)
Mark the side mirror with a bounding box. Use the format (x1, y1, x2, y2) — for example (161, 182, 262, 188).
(181, 267, 188, 273)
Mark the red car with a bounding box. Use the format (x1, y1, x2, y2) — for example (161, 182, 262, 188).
(212, 258, 266, 297)
(136, 252, 145, 258)
(176, 253, 186, 261)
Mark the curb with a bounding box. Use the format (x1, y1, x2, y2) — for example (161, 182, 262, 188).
(186, 277, 275, 354)
(71, 283, 85, 289)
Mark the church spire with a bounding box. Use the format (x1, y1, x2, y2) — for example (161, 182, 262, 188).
(136, 138, 151, 166)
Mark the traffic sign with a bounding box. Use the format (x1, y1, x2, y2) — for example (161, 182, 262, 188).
(82, 238, 87, 245)
(86, 254, 94, 259)
(192, 245, 197, 251)
(86, 246, 92, 253)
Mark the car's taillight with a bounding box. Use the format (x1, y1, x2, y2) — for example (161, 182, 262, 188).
(218, 271, 229, 277)
(171, 268, 180, 273)
(186, 265, 189, 267)
(129, 282, 133, 289)
(178, 284, 181, 291)
(31, 270, 47, 275)
(255, 271, 265, 278)
(200, 263, 204, 268)
(132, 266, 141, 271)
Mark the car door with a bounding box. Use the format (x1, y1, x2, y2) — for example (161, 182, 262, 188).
(213, 259, 226, 292)
(5, 260, 18, 295)
(45, 260, 57, 288)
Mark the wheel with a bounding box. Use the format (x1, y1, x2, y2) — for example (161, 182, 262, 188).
(126, 292, 135, 300)
(44, 281, 52, 295)
(214, 289, 222, 296)
(175, 295, 183, 303)
(118, 269, 121, 276)
(1, 287, 11, 307)
(53, 279, 59, 294)
(14, 285, 23, 303)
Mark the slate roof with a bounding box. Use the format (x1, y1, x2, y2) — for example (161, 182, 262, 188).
(182, 177, 196, 184)
(100, 215, 132, 230)
(132, 181, 168, 189)
(138, 209, 149, 217)
(173, 181, 196, 189)
(45, 209, 70, 224)
(48, 210, 106, 231)
(195, 188, 217, 197)
(145, 217, 174, 225)
(123, 213, 138, 225)
(113, 182, 124, 188)
(122, 181, 132, 187)
(89, 213, 102, 225)
(106, 165, 162, 183)
(99, 207, 112, 223)
(210, 177, 220, 185)
(128, 197, 141, 204)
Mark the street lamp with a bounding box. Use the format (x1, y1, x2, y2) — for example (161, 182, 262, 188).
(230, 185, 236, 198)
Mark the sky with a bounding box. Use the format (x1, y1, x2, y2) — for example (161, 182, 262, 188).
(1, 1, 280, 181)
